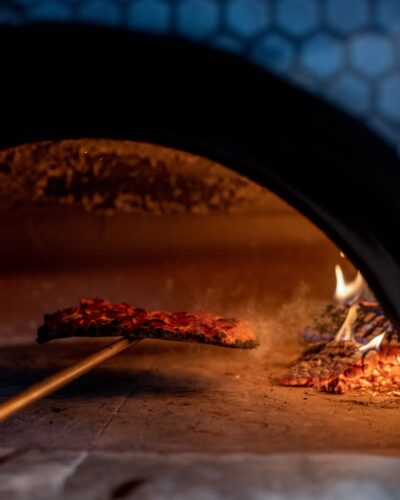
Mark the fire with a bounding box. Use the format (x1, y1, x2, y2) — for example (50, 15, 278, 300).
(333, 263, 384, 347)
(334, 264, 366, 305)
(331, 263, 400, 394)
(333, 264, 365, 342)
(282, 260, 400, 395)
(359, 332, 385, 354)
(335, 304, 358, 342)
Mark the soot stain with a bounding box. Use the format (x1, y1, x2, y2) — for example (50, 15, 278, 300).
(111, 478, 148, 498)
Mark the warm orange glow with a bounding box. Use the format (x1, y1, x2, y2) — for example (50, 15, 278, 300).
(359, 332, 385, 354)
(282, 261, 400, 394)
(334, 264, 366, 305)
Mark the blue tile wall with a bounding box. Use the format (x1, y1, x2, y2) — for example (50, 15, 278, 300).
(2, 0, 400, 154)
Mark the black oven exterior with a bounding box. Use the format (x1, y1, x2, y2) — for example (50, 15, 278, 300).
(1, 24, 399, 329)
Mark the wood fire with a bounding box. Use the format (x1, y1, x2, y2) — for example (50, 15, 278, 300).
(281, 334, 400, 394)
(282, 265, 400, 395)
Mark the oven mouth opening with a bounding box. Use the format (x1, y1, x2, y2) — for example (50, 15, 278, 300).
(1, 25, 400, 457)
(0, 138, 399, 406)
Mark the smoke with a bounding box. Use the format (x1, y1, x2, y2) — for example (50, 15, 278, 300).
(245, 281, 325, 360)
(190, 273, 326, 361)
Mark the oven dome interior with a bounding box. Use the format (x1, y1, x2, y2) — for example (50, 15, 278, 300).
(0, 138, 351, 348)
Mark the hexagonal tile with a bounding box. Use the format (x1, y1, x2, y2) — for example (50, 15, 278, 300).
(350, 34, 395, 78)
(377, 0, 400, 33)
(78, 0, 121, 25)
(378, 74, 400, 123)
(276, 0, 319, 38)
(329, 74, 370, 116)
(27, 1, 73, 21)
(177, 0, 220, 40)
(250, 33, 295, 73)
(226, 0, 270, 38)
(301, 34, 343, 79)
(128, 0, 170, 34)
(325, 0, 369, 35)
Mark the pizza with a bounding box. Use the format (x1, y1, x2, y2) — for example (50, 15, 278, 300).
(37, 298, 259, 349)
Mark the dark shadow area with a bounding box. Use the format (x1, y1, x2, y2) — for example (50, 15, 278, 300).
(0, 342, 211, 400)
(111, 478, 149, 499)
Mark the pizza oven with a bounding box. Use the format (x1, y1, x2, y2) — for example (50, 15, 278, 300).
(1, 19, 400, 499)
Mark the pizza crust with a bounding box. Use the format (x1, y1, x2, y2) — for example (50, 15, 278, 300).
(37, 298, 259, 349)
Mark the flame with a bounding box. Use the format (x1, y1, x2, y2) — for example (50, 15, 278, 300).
(359, 332, 385, 353)
(335, 304, 358, 342)
(334, 264, 367, 305)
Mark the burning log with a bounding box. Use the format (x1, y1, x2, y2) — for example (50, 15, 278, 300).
(281, 341, 359, 391)
(37, 298, 258, 349)
(281, 339, 400, 394)
(302, 300, 399, 345)
(282, 264, 400, 395)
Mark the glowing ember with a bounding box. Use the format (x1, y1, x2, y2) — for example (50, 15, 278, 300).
(281, 263, 400, 395)
(330, 342, 400, 394)
(281, 339, 400, 394)
(334, 265, 366, 305)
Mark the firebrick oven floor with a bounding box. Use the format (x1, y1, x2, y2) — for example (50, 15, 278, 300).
(0, 252, 400, 498)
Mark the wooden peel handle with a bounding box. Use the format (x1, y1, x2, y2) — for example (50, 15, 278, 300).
(0, 337, 141, 423)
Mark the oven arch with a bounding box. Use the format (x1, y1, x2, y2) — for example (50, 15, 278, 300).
(1, 24, 399, 326)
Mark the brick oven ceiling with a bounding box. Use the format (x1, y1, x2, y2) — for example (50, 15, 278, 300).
(0, 24, 399, 330)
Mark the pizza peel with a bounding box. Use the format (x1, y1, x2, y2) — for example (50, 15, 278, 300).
(0, 299, 258, 422)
